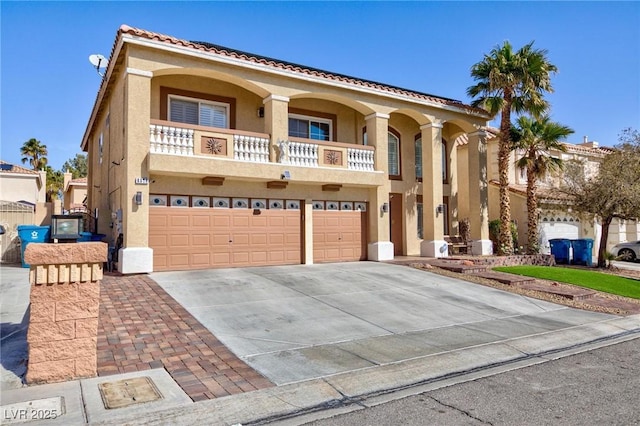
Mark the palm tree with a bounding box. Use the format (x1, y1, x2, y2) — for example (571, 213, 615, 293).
(44, 165, 64, 201)
(467, 41, 557, 255)
(512, 115, 573, 254)
(20, 138, 48, 170)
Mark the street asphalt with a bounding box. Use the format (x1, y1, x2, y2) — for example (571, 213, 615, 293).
(1, 261, 639, 425)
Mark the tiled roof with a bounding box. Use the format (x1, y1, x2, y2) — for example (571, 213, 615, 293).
(489, 180, 575, 202)
(70, 177, 87, 185)
(117, 25, 488, 116)
(0, 160, 40, 175)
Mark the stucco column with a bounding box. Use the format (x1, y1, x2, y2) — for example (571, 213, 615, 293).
(628, 220, 640, 241)
(304, 199, 314, 265)
(467, 129, 492, 255)
(365, 112, 393, 260)
(263, 95, 290, 162)
(420, 122, 448, 257)
(119, 68, 153, 273)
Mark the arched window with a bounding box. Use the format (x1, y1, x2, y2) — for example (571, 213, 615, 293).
(442, 139, 448, 183)
(388, 129, 401, 179)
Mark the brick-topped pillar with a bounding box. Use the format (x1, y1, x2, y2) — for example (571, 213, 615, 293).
(24, 242, 107, 384)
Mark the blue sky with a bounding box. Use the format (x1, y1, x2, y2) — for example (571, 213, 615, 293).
(2, 1, 639, 170)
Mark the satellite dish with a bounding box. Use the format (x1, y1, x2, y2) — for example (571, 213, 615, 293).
(89, 54, 108, 77)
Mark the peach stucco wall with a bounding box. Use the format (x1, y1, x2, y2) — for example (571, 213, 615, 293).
(83, 39, 491, 267)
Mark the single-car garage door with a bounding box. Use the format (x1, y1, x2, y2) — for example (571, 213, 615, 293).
(539, 216, 580, 254)
(149, 197, 301, 271)
(313, 201, 367, 263)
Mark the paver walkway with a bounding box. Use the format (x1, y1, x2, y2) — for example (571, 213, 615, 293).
(97, 273, 273, 401)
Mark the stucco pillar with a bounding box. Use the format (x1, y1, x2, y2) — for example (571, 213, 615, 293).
(37, 171, 47, 203)
(263, 95, 290, 162)
(628, 220, 640, 241)
(24, 242, 107, 384)
(304, 199, 314, 265)
(119, 68, 153, 273)
(365, 112, 393, 260)
(420, 122, 448, 257)
(467, 130, 492, 255)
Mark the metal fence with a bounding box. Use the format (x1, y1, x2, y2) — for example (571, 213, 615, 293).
(0, 201, 35, 264)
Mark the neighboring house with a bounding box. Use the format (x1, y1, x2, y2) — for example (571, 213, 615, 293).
(80, 25, 492, 274)
(0, 160, 46, 206)
(484, 136, 640, 258)
(0, 161, 47, 263)
(62, 172, 88, 213)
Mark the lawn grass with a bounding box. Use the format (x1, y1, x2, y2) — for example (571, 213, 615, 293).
(493, 265, 640, 299)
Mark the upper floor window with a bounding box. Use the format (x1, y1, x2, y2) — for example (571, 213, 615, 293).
(169, 95, 229, 129)
(442, 139, 448, 183)
(98, 133, 103, 165)
(388, 129, 401, 179)
(288, 114, 332, 141)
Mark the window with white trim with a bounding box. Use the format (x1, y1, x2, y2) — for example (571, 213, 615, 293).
(169, 95, 229, 128)
(288, 114, 331, 141)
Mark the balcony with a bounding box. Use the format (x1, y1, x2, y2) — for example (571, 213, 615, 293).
(149, 120, 376, 172)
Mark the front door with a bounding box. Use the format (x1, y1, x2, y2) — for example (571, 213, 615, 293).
(389, 193, 403, 256)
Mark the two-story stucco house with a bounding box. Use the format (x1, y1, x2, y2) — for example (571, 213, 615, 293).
(485, 136, 640, 258)
(81, 25, 492, 274)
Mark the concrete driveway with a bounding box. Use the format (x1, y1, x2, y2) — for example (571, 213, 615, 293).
(151, 262, 615, 385)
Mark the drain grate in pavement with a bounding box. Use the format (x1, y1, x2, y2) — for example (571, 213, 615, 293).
(98, 376, 162, 409)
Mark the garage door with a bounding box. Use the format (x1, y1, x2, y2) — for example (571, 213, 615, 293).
(539, 217, 580, 254)
(149, 196, 301, 271)
(313, 201, 367, 263)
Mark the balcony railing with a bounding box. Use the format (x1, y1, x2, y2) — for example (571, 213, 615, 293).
(150, 124, 194, 156)
(233, 134, 269, 163)
(149, 120, 376, 171)
(278, 139, 375, 171)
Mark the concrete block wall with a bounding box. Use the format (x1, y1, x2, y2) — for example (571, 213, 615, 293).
(24, 242, 107, 384)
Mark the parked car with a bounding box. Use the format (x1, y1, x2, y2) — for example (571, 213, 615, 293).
(611, 240, 640, 261)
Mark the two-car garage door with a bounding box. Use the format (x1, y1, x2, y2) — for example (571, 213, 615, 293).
(149, 196, 367, 271)
(150, 207, 302, 271)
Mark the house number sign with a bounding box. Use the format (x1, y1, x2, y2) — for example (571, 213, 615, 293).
(135, 177, 149, 185)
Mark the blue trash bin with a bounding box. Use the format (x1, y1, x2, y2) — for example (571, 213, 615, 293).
(549, 238, 571, 264)
(571, 239, 594, 266)
(17, 225, 51, 268)
(77, 232, 93, 242)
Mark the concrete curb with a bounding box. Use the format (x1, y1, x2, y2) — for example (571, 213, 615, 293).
(87, 314, 640, 425)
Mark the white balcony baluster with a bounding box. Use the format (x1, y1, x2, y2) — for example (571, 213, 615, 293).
(231, 134, 270, 163)
(348, 147, 374, 171)
(149, 124, 194, 156)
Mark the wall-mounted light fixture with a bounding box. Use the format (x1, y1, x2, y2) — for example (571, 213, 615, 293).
(381, 202, 389, 213)
(135, 191, 143, 206)
(436, 204, 445, 215)
(257, 107, 265, 118)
